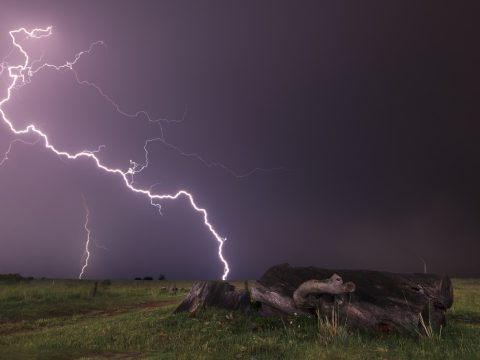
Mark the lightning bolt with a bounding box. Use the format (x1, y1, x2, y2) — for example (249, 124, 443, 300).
(25, 38, 283, 178)
(79, 195, 91, 280)
(0, 26, 230, 280)
(0, 137, 39, 166)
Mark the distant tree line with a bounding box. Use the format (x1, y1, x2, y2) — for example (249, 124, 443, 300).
(0, 273, 34, 282)
(134, 274, 166, 281)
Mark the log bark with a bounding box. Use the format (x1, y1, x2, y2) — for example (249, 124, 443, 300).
(174, 281, 251, 314)
(251, 263, 453, 334)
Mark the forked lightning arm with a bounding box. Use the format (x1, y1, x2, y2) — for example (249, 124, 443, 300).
(0, 138, 39, 166)
(0, 26, 229, 280)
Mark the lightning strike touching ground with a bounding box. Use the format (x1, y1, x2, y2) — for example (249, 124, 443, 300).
(79, 195, 92, 280)
(0, 26, 230, 280)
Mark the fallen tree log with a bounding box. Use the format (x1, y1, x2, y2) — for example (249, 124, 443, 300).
(175, 263, 453, 334)
(251, 263, 453, 334)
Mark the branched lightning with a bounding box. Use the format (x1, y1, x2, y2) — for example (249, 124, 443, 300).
(0, 26, 230, 280)
(153, 138, 288, 178)
(79, 196, 108, 279)
(79, 195, 91, 280)
(24, 39, 284, 178)
(93, 238, 110, 252)
(0, 137, 39, 166)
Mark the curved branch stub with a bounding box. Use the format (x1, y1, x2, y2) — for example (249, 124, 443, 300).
(293, 273, 356, 308)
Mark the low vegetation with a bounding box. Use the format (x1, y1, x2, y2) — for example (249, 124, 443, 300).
(0, 273, 33, 283)
(0, 278, 478, 359)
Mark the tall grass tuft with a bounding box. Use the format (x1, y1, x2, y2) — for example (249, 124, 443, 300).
(417, 300, 443, 340)
(418, 312, 443, 340)
(316, 303, 349, 344)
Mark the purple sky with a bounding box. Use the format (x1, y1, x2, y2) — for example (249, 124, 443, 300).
(0, 1, 479, 280)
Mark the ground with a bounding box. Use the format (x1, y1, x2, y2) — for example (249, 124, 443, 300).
(0, 278, 478, 359)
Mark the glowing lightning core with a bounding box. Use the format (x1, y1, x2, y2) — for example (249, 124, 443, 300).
(0, 26, 230, 280)
(79, 196, 91, 280)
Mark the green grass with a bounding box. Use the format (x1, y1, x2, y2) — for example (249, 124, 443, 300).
(0, 278, 479, 359)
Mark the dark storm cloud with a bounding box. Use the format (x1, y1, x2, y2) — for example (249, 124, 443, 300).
(0, 1, 479, 279)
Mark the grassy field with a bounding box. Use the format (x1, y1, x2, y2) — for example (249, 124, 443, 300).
(0, 278, 478, 359)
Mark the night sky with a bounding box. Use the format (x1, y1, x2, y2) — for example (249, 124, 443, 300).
(0, 1, 479, 280)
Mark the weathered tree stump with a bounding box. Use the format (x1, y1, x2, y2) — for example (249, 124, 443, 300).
(174, 281, 251, 314)
(251, 263, 453, 334)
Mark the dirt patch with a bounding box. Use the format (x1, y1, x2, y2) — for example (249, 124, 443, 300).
(450, 313, 480, 326)
(454, 318, 480, 326)
(74, 352, 150, 359)
(90, 300, 178, 317)
(0, 300, 179, 336)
